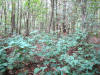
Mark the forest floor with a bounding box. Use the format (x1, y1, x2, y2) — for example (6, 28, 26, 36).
(0, 33, 100, 75)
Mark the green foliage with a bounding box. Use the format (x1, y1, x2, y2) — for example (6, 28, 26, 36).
(0, 47, 7, 72)
(0, 0, 2, 7)
(0, 39, 8, 72)
(24, 0, 47, 23)
(0, 30, 100, 75)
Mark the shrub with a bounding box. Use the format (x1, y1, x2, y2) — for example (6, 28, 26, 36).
(0, 30, 100, 75)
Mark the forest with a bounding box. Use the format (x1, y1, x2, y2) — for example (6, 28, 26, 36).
(0, 0, 100, 75)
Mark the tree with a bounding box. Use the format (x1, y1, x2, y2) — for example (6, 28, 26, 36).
(49, 0, 55, 32)
(11, 0, 16, 35)
(63, 0, 67, 33)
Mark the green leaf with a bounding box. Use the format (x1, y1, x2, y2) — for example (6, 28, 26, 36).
(40, 67, 47, 71)
(7, 65, 13, 70)
(61, 66, 70, 73)
(61, 71, 63, 75)
(45, 72, 52, 75)
(18, 72, 24, 75)
(2, 63, 8, 66)
(50, 59, 56, 62)
(34, 68, 41, 74)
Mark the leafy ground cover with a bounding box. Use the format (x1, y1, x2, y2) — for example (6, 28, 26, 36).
(0, 30, 100, 75)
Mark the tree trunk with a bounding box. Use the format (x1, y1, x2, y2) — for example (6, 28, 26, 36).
(16, 0, 19, 34)
(26, 0, 30, 36)
(11, 0, 16, 35)
(4, 0, 7, 34)
(81, 0, 87, 30)
(63, 0, 67, 33)
(49, 0, 55, 32)
(19, 0, 22, 34)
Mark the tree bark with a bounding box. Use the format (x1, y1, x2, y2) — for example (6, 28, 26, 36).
(63, 0, 67, 33)
(26, 0, 30, 36)
(49, 0, 55, 32)
(4, 0, 7, 34)
(81, 0, 87, 30)
(11, 0, 16, 35)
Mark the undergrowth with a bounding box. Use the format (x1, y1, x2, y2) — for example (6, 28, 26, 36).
(0, 30, 100, 75)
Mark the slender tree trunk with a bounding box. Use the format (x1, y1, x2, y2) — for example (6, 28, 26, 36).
(26, 0, 30, 36)
(4, 0, 7, 34)
(32, 9, 34, 30)
(56, 0, 58, 31)
(19, 0, 22, 34)
(16, 0, 19, 34)
(45, 0, 48, 31)
(63, 0, 67, 33)
(81, 0, 87, 30)
(11, 0, 16, 35)
(26, 13, 29, 36)
(0, 1, 3, 23)
(49, 0, 55, 32)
